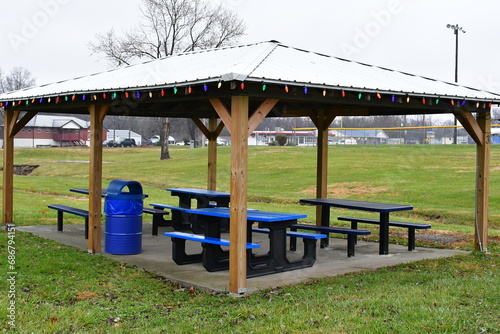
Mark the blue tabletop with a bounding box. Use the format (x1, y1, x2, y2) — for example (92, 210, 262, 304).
(300, 198, 413, 213)
(185, 207, 307, 222)
(167, 188, 230, 197)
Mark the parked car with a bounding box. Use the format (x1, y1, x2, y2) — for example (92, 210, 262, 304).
(336, 138, 357, 145)
(141, 138, 153, 146)
(103, 140, 118, 147)
(119, 138, 136, 147)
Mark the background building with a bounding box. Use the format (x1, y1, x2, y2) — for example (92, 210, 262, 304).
(1, 114, 105, 148)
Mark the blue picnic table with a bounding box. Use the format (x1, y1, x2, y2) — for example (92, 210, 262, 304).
(164, 207, 325, 277)
(163, 188, 230, 232)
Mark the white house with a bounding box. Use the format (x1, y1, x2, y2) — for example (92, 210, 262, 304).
(106, 129, 143, 145)
(0, 114, 102, 148)
(250, 129, 319, 146)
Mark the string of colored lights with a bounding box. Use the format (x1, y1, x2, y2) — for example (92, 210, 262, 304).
(0, 81, 494, 109)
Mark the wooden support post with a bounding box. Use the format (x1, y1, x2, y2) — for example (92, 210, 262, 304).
(87, 105, 108, 254)
(207, 117, 218, 191)
(229, 96, 249, 295)
(2, 110, 37, 225)
(316, 110, 328, 208)
(316, 110, 329, 247)
(2, 110, 16, 225)
(475, 111, 490, 251)
(309, 110, 336, 247)
(191, 117, 225, 191)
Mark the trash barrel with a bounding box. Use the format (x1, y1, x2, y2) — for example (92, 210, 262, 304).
(104, 179, 145, 255)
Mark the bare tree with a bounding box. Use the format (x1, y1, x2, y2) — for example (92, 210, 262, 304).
(0, 67, 36, 93)
(89, 0, 245, 159)
(0, 68, 4, 94)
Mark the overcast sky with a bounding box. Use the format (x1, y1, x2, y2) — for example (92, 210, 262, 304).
(2, 0, 499, 97)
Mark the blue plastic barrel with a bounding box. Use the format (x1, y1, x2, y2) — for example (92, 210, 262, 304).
(104, 180, 145, 255)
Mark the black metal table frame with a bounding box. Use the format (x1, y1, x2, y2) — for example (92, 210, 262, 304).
(300, 198, 413, 255)
(174, 208, 318, 277)
(167, 188, 230, 232)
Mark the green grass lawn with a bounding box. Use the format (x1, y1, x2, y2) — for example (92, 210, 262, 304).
(1, 145, 499, 332)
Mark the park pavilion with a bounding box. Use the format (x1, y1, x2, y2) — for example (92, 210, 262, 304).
(2, 40, 499, 294)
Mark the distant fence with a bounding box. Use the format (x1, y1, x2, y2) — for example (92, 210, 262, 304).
(292, 125, 500, 145)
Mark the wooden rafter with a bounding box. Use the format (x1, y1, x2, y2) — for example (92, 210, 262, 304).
(191, 117, 225, 140)
(191, 117, 226, 191)
(209, 99, 232, 134)
(454, 111, 484, 146)
(11, 111, 37, 136)
(247, 99, 279, 135)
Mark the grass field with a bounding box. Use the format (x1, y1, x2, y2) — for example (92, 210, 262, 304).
(1, 145, 499, 332)
(4, 145, 500, 235)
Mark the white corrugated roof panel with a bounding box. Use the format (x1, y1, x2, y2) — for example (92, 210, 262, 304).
(1, 41, 499, 102)
(26, 115, 88, 128)
(247, 44, 498, 99)
(0, 42, 277, 100)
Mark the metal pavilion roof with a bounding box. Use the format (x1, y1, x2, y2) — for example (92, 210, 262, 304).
(1, 40, 499, 115)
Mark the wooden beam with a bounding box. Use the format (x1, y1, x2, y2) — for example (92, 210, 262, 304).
(2, 110, 17, 225)
(310, 110, 336, 248)
(207, 117, 218, 191)
(214, 121, 225, 138)
(454, 111, 483, 146)
(316, 110, 329, 199)
(191, 118, 211, 138)
(191, 117, 225, 139)
(210, 98, 232, 134)
(309, 110, 338, 129)
(248, 98, 279, 135)
(191, 117, 226, 191)
(229, 96, 249, 295)
(2, 110, 37, 225)
(87, 104, 109, 254)
(316, 111, 328, 231)
(475, 111, 490, 251)
(11, 111, 37, 135)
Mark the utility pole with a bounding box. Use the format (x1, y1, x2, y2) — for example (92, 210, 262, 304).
(447, 24, 466, 144)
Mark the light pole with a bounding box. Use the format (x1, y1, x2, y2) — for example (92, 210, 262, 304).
(447, 23, 466, 144)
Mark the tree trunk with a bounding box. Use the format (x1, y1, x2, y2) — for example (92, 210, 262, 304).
(160, 117, 171, 160)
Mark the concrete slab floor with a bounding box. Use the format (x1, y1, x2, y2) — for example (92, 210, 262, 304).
(17, 223, 466, 294)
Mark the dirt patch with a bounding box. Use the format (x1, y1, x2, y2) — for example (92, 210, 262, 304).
(0, 165, 40, 175)
(411, 229, 500, 249)
(300, 182, 389, 197)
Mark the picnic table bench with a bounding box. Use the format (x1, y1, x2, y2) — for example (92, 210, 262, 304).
(337, 216, 431, 251)
(300, 198, 414, 255)
(142, 207, 171, 236)
(149, 203, 193, 231)
(48, 204, 89, 239)
(48, 204, 171, 237)
(164, 231, 261, 271)
(287, 224, 371, 257)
